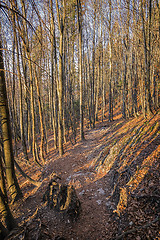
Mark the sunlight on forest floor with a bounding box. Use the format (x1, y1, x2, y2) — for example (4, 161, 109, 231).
(68, 111, 160, 216)
(10, 109, 160, 240)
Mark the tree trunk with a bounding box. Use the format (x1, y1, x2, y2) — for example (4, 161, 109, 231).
(95, 56, 100, 121)
(0, 145, 7, 201)
(12, 16, 29, 162)
(56, 0, 66, 156)
(0, 32, 22, 202)
(34, 68, 45, 164)
(101, 40, 105, 122)
(0, 188, 17, 231)
(122, 56, 127, 119)
(50, 0, 58, 149)
(91, 3, 96, 128)
(58, 31, 64, 156)
(109, 0, 113, 122)
(0, 220, 8, 240)
(28, 59, 41, 166)
(140, 0, 152, 116)
(77, 0, 85, 140)
(132, 52, 138, 116)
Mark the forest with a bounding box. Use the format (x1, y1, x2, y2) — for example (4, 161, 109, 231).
(0, 0, 160, 239)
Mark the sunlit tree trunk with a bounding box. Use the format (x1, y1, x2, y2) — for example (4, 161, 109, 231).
(11, 37, 18, 157)
(126, 0, 133, 117)
(109, 0, 113, 122)
(140, 0, 152, 116)
(122, 55, 127, 119)
(0, 30, 22, 202)
(70, 41, 77, 143)
(77, 0, 85, 140)
(29, 59, 41, 165)
(63, 36, 67, 144)
(91, 2, 96, 128)
(0, 145, 7, 201)
(12, 14, 29, 162)
(19, 0, 41, 165)
(20, 41, 32, 152)
(132, 51, 138, 116)
(56, 0, 66, 156)
(156, 0, 160, 37)
(34, 67, 45, 164)
(101, 33, 105, 122)
(85, 27, 92, 127)
(132, 0, 138, 117)
(95, 55, 100, 121)
(50, 0, 58, 149)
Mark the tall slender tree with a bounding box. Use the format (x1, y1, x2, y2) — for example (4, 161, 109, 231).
(0, 25, 22, 202)
(56, 0, 66, 156)
(77, 0, 85, 140)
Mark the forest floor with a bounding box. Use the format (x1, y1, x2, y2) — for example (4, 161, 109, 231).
(8, 109, 160, 240)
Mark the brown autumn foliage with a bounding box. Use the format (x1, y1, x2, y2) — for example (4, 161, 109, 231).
(1, 108, 158, 240)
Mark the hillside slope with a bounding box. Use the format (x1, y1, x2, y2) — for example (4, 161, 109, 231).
(9, 111, 160, 240)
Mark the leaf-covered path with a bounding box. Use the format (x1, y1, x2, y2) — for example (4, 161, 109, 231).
(10, 112, 160, 239)
(40, 121, 114, 239)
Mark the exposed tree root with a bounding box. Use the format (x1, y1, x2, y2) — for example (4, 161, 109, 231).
(14, 160, 41, 187)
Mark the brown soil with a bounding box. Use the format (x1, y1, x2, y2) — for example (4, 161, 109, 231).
(9, 111, 160, 240)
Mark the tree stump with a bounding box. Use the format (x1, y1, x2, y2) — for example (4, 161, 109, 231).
(43, 175, 81, 221)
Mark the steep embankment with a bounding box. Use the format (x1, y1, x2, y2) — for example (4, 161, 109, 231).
(9, 111, 160, 240)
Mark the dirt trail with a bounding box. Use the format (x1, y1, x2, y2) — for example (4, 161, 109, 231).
(39, 123, 114, 239)
(12, 119, 116, 240)
(12, 113, 160, 240)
